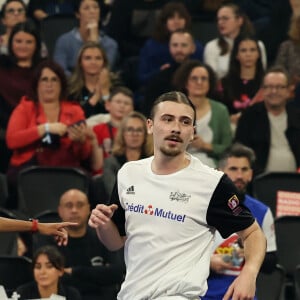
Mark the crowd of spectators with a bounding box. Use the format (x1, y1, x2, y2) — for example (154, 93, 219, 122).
(0, 0, 300, 299)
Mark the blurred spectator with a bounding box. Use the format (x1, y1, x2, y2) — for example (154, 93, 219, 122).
(0, 20, 42, 173)
(0, 0, 26, 54)
(235, 66, 300, 175)
(54, 0, 119, 75)
(6, 60, 93, 208)
(275, 15, 300, 90)
(203, 143, 277, 300)
(103, 111, 153, 198)
(221, 35, 265, 129)
(16, 245, 81, 300)
(0, 0, 48, 56)
(173, 60, 232, 167)
(34, 189, 124, 300)
(68, 41, 111, 118)
(105, 0, 169, 60)
(142, 28, 196, 117)
(138, 1, 204, 85)
(28, 0, 74, 22)
(204, 2, 266, 80)
(93, 86, 134, 170)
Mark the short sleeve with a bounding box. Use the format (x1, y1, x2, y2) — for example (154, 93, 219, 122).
(110, 180, 126, 236)
(207, 175, 255, 238)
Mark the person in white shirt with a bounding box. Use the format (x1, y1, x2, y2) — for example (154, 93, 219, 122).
(89, 91, 266, 300)
(204, 2, 267, 80)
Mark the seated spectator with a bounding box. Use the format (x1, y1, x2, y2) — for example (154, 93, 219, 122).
(275, 14, 300, 91)
(138, 1, 204, 85)
(16, 245, 81, 300)
(34, 189, 124, 300)
(6, 60, 93, 208)
(93, 86, 134, 168)
(28, 0, 74, 22)
(0, 20, 43, 173)
(68, 41, 111, 118)
(0, 0, 26, 54)
(54, 0, 119, 75)
(0, 0, 48, 56)
(204, 2, 267, 80)
(221, 35, 265, 128)
(103, 111, 153, 198)
(235, 65, 300, 175)
(173, 60, 232, 168)
(203, 143, 277, 300)
(142, 28, 196, 117)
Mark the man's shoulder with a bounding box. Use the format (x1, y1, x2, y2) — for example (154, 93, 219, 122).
(190, 155, 224, 181)
(120, 157, 151, 172)
(244, 194, 269, 215)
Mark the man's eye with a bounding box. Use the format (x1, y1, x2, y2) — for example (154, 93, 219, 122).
(162, 116, 172, 122)
(182, 119, 192, 125)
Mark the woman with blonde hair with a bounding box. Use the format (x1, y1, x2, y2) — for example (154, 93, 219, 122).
(103, 111, 153, 198)
(68, 41, 111, 118)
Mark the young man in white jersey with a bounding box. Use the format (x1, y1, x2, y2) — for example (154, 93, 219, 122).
(89, 91, 266, 300)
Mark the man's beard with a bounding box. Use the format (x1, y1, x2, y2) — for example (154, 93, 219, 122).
(159, 145, 181, 157)
(234, 179, 248, 194)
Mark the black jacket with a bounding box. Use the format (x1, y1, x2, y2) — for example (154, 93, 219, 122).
(235, 102, 300, 175)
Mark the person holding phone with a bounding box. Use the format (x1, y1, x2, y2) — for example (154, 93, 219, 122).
(5, 60, 94, 209)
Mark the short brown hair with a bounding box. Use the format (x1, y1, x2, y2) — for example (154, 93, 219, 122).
(149, 91, 196, 126)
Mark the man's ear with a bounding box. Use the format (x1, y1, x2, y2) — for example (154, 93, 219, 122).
(147, 119, 153, 134)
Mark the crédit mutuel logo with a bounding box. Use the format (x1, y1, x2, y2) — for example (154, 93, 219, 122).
(124, 202, 186, 223)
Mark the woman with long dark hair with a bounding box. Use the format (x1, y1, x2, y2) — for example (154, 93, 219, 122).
(0, 20, 43, 173)
(204, 2, 266, 80)
(221, 35, 265, 127)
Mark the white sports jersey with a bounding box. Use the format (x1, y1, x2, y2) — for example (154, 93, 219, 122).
(111, 155, 254, 300)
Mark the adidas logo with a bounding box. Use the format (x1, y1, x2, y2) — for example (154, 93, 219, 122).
(126, 185, 135, 194)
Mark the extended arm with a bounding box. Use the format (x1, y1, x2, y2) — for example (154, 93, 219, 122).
(0, 217, 76, 246)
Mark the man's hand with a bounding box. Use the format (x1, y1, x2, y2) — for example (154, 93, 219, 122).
(89, 204, 118, 228)
(223, 266, 256, 300)
(210, 254, 233, 273)
(38, 222, 77, 246)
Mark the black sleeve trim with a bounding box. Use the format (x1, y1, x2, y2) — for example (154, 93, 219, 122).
(110, 179, 126, 236)
(207, 174, 255, 238)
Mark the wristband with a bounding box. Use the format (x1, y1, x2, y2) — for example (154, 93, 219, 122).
(45, 123, 50, 133)
(29, 219, 39, 233)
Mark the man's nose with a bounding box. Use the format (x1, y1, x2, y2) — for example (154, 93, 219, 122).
(171, 120, 181, 133)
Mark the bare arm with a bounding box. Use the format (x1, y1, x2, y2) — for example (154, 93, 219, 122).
(223, 220, 266, 300)
(89, 204, 126, 251)
(0, 217, 76, 246)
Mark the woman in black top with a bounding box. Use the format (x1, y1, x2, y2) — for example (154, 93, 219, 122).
(221, 35, 264, 127)
(16, 245, 81, 300)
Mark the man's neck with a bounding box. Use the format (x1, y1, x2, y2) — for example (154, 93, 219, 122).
(266, 104, 286, 116)
(151, 152, 190, 175)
